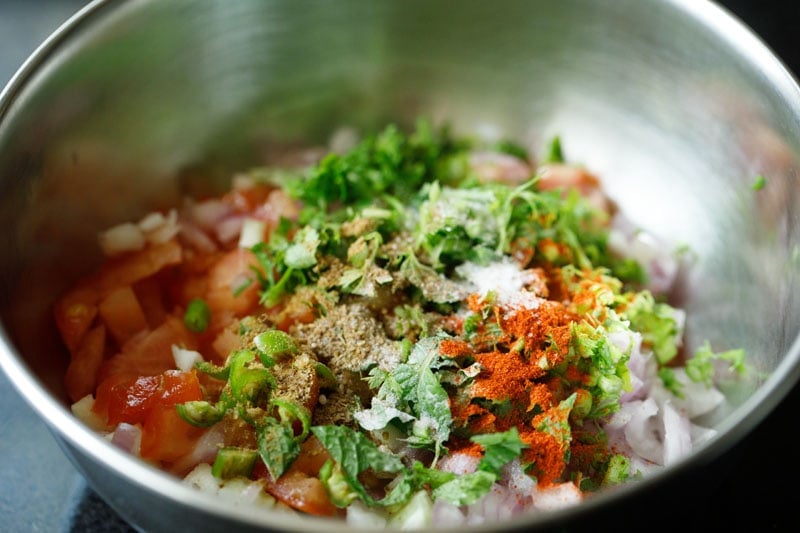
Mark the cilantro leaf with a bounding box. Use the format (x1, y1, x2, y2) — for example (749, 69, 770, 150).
(686, 340, 747, 387)
(288, 120, 464, 210)
(623, 291, 682, 365)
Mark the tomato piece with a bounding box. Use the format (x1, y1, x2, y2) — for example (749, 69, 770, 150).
(252, 436, 338, 517)
(290, 436, 332, 476)
(140, 405, 205, 463)
(222, 183, 275, 213)
(133, 277, 168, 329)
(54, 287, 99, 352)
(93, 369, 203, 427)
(64, 324, 107, 402)
(204, 248, 262, 329)
(92, 239, 183, 293)
(99, 285, 148, 346)
(158, 369, 204, 405)
(98, 374, 161, 426)
(210, 326, 240, 362)
(97, 314, 197, 382)
(253, 461, 339, 517)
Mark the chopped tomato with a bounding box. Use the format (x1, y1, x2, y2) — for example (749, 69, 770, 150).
(290, 436, 333, 476)
(133, 277, 168, 328)
(91, 239, 183, 293)
(54, 287, 99, 352)
(93, 369, 203, 426)
(262, 469, 339, 517)
(97, 314, 197, 382)
(64, 324, 107, 402)
(94, 373, 160, 426)
(98, 285, 148, 346)
(204, 248, 263, 325)
(93, 369, 205, 463)
(140, 405, 205, 463)
(222, 183, 275, 213)
(253, 438, 339, 518)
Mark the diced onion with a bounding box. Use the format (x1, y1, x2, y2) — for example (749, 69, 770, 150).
(139, 208, 180, 244)
(190, 199, 232, 231)
(347, 501, 388, 528)
(110, 423, 142, 456)
(98, 222, 146, 256)
(179, 222, 218, 253)
(138, 211, 167, 232)
(183, 463, 291, 511)
(238, 218, 266, 248)
(531, 482, 582, 511)
(172, 345, 204, 371)
(216, 215, 245, 244)
(70, 394, 111, 432)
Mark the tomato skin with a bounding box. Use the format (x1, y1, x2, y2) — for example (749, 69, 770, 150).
(93, 370, 203, 427)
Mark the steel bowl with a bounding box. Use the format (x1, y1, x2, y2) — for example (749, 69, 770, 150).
(1, 0, 798, 531)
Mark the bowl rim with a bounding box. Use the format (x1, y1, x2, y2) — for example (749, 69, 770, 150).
(1, 0, 800, 531)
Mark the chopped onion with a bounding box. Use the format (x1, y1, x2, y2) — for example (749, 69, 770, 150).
(170, 423, 225, 476)
(138, 211, 167, 232)
(650, 368, 725, 419)
(531, 482, 582, 511)
(622, 398, 663, 465)
(190, 199, 232, 231)
(216, 214, 245, 245)
(139, 208, 180, 244)
(238, 218, 266, 248)
(183, 463, 290, 511)
(172, 345, 204, 371)
(347, 501, 388, 528)
(70, 395, 111, 432)
(98, 222, 146, 256)
(468, 151, 531, 184)
(179, 221, 218, 253)
(437, 451, 480, 475)
(110, 423, 142, 456)
(661, 400, 692, 466)
(232, 173, 256, 191)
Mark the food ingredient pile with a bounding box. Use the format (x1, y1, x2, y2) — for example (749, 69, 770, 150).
(54, 121, 746, 528)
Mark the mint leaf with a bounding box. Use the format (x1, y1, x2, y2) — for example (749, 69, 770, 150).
(354, 335, 454, 460)
(311, 425, 405, 506)
(471, 427, 528, 476)
(257, 418, 299, 480)
(431, 471, 496, 506)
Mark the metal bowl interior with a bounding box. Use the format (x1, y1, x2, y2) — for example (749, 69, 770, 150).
(1, 0, 799, 531)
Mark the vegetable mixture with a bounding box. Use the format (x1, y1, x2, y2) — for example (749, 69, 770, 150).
(56, 121, 746, 528)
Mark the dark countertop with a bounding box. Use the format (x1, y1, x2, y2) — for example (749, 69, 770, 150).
(0, 1, 797, 531)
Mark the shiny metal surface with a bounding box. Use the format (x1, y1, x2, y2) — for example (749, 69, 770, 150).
(0, 0, 798, 531)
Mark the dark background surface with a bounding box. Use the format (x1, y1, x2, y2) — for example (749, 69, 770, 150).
(0, 1, 797, 531)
